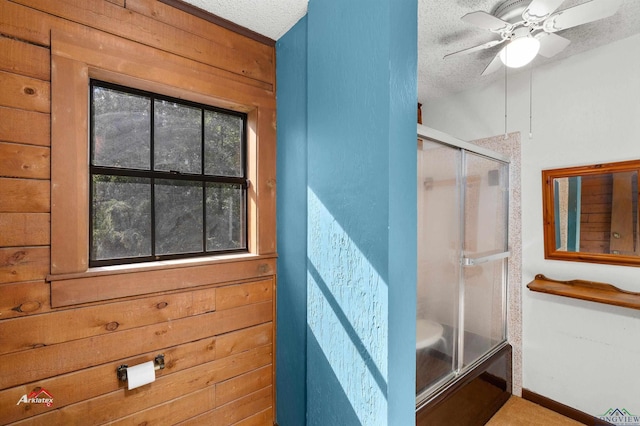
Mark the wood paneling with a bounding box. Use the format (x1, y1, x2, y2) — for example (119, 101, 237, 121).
(234, 408, 275, 426)
(0, 301, 272, 389)
(52, 26, 273, 104)
(216, 279, 272, 310)
(50, 55, 89, 275)
(211, 300, 272, 336)
(0, 324, 272, 424)
(1, 336, 216, 424)
(155, 0, 274, 45)
(580, 174, 612, 254)
(0, 247, 49, 284)
(0, 142, 49, 179)
(50, 256, 276, 307)
(127, 0, 274, 49)
(215, 365, 273, 407)
(0, 35, 50, 80)
(256, 106, 278, 254)
(0, 288, 217, 355)
(0, 213, 49, 247)
(0, 0, 273, 85)
(610, 172, 637, 255)
(0, 107, 50, 147)
(176, 386, 272, 426)
(215, 323, 273, 359)
(0, 70, 50, 113)
(0, 178, 49, 213)
(12, 0, 274, 85)
(10, 346, 272, 425)
(106, 386, 217, 426)
(0, 280, 50, 319)
(212, 386, 273, 426)
(0, 1, 54, 46)
(0, 0, 276, 423)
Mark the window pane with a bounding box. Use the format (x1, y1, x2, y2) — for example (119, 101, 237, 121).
(155, 180, 203, 255)
(154, 100, 202, 174)
(89, 81, 248, 266)
(92, 86, 150, 169)
(205, 111, 243, 177)
(206, 183, 245, 251)
(92, 176, 151, 260)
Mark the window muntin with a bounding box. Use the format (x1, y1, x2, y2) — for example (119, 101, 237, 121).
(89, 80, 247, 266)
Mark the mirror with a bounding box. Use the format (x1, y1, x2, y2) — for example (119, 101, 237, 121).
(543, 159, 640, 267)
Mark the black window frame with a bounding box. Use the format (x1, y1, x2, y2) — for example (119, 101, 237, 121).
(89, 79, 249, 267)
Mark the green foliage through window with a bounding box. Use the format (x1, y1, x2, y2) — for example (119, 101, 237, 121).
(90, 80, 247, 266)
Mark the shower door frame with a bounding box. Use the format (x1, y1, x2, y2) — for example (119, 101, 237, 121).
(416, 124, 511, 410)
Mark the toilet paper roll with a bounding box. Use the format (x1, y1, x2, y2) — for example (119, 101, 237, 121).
(126, 361, 156, 390)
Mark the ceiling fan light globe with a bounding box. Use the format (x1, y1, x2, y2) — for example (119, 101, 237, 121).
(499, 36, 541, 68)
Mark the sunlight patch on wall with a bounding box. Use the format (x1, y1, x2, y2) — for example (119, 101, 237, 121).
(307, 188, 388, 425)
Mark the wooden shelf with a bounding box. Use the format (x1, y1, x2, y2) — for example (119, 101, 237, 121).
(527, 274, 640, 310)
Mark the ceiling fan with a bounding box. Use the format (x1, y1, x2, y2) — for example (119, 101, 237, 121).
(445, 0, 623, 75)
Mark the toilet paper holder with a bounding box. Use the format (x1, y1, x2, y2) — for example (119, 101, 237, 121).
(117, 354, 165, 382)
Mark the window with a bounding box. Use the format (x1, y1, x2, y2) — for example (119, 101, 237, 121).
(50, 28, 275, 306)
(89, 80, 248, 266)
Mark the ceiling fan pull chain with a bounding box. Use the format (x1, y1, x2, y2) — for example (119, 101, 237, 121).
(529, 66, 534, 139)
(504, 57, 508, 140)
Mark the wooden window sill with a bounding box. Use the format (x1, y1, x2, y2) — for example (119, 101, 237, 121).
(48, 253, 277, 308)
(527, 274, 640, 310)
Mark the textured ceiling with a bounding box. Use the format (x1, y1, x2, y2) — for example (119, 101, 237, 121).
(182, 0, 640, 102)
(182, 0, 307, 40)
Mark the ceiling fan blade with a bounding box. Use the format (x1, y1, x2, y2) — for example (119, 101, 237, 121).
(543, 0, 623, 33)
(522, 0, 565, 21)
(481, 54, 503, 76)
(535, 32, 571, 57)
(444, 39, 505, 59)
(462, 11, 510, 31)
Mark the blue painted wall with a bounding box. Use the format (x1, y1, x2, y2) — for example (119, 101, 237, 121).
(276, 0, 416, 423)
(276, 16, 308, 426)
(387, 1, 418, 421)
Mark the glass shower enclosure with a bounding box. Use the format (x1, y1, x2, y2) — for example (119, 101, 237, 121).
(416, 127, 510, 407)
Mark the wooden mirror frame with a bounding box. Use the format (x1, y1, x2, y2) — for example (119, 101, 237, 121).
(542, 159, 640, 267)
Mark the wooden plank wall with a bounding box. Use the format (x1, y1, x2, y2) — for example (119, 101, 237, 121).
(0, 0, 276, 424)
(580, 174, 613, 254)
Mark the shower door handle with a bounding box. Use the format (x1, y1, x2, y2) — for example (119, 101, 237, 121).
(462, 250, 510, 267)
